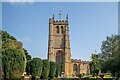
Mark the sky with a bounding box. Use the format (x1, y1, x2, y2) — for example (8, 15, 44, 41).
(118, 1, 120, 35)
(0, 2, 1, 48)
(2, 0, 120, 2)
(2, 2, 118, 61)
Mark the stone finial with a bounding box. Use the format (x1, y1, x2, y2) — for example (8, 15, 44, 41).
(52, 14, 54, 19)
(66, 14, 68, 20)
(59, 4, 62, 20)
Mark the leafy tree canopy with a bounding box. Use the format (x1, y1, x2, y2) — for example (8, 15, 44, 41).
(1, 30, 26, 79)
(99, 34, 120, 77)
(29, 58, 43, 77)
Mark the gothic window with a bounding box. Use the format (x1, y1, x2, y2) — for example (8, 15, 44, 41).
(56, 51, 64, 64)
(73, 64, 77, 72)
(56, 26, 59, 34)
(61, 26, 64, 34)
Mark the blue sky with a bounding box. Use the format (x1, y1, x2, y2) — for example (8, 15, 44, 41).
(2, 2, 118, 61)
(118, 1, 120, 35)
(2, 0, 120, 2)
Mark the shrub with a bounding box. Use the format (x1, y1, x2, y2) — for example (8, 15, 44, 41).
(49, 61, 56, 78)
(29, 58, 43, 79)
(41, 60, 50, 79)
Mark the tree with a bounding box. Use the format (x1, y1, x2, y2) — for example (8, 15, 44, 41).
(26, 60, 31, 75)
(60, 64, 64, 76)
(23, 48, 32, 75)
(29, 58, 43, 79)
(49, 61, 56, 78)
(99, 35, 120, 78)
(41, 59, 50, 79)
(55, 64, 61, 77)
(90, 53, 100, 76)
(1, 30, 26, 79)
(100, 35, 120, 61)
(23, 48, 31, 61)
(2, 48, 26, 79)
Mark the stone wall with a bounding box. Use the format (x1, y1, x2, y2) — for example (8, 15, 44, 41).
(71, 59, 90, 76)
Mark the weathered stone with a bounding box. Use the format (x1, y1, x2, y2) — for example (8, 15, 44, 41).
(48, 15, 90, 77)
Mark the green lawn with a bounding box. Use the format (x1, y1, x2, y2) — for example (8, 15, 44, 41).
(104, 74, 112, 78)
(83, 74, 112, 78)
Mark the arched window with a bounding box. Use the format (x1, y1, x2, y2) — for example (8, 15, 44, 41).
(73, 64, 77, 72)
(61, 26, 64, 34)
(56, 26, 59, 34)
(56, 51, 64, 64)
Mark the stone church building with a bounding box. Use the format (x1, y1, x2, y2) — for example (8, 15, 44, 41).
(48, 14, 90, 77)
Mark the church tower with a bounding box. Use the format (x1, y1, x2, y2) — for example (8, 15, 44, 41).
(48, 14, 72, 76)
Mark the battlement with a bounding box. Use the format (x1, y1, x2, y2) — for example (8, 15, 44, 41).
(54, 20, 66, 22)
(49, 19, 68, 25)
(71, 58, 89, 63)
(54, 20, 68, 25)
(49, 14, 68, 25)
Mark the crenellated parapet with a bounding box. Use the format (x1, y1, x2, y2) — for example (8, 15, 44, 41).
(54, 20, 68, 25)
(49, 14, 68, 25)
(71, 58, 89, 64)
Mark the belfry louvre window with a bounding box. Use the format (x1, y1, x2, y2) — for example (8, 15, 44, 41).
(56, 26, 59, 34)
(61, 26, 64, 33)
